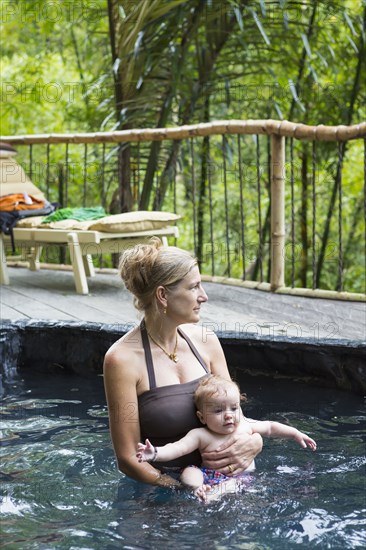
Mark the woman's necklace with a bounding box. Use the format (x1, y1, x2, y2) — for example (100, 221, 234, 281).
(148, 331, 178, 363)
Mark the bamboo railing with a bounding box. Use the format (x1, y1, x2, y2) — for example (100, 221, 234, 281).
(2, 120, 366, 145)
(2, 120, 366, 300)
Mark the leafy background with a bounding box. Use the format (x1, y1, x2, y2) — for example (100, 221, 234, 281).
(1, 0, 365, 292)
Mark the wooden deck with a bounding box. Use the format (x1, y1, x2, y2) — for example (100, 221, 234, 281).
(1, 266, 365, 343)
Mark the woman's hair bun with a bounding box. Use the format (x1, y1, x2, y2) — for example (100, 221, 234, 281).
(119, 238, 161, 300)
(119, 238, 196, 312)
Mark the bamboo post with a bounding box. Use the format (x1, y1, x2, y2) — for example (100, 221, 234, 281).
(270, 135, 286, 290)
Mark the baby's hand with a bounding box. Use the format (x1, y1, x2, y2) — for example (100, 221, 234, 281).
(193, 484, 211, 502)
(296, 432, 317, 451)
(136, 438, 155, 462)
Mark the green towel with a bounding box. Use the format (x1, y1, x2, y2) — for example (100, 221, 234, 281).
(41, 206, 107, 223)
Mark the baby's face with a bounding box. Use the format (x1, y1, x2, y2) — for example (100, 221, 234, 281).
(198, 386, 241, 435)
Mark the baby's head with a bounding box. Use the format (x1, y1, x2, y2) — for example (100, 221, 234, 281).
(194, 375, 246, 432)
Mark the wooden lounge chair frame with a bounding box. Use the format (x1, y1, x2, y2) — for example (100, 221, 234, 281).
(0, 225, 179, 295)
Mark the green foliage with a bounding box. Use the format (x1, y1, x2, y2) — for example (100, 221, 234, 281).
(1, 0, 364, 293)
(1, 0, 111, 135)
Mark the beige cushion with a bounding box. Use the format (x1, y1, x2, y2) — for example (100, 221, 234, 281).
(0, 158, 46, 200)
(0, 143, 17, 158)
(16, 216, 47, 228)
(40, 219, 93, 230)
(15, 217, 94, 230)
(15, 210, 180, 233)
(0, 150, 17, 158)
(88, 211, 180, 233)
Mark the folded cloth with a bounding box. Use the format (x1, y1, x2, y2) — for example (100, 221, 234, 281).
(41, 206, 107, 224)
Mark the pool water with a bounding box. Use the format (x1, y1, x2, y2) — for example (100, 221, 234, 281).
(1, 369, 365, 550)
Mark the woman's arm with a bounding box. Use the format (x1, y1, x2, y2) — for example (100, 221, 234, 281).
(248, 419, 317, 450)
(103, 345, 180, 487)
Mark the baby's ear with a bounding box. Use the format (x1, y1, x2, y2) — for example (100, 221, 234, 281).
(196, 410, 205, 425)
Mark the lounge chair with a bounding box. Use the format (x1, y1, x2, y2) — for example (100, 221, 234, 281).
(0, 149, 179, 295)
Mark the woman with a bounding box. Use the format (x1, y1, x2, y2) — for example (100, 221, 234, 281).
(103, 238, 262, 487)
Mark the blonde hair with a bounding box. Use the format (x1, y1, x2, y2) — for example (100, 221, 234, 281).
(194, 375, 246, 411)
(119, 237, 197, 312)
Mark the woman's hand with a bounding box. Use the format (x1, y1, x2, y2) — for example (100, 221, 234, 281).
(200, 432, 263, 476)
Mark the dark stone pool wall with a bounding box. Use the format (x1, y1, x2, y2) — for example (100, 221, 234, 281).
(1, 320, 365, 396)
(219, 331, 366, 395)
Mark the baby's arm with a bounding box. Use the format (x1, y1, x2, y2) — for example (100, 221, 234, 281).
(245, 419, 317, 450)
(136, 429, 203, 463)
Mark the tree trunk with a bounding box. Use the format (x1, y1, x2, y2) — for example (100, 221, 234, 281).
(196, 94, 210, 266)
(336, 197, 364, 290)
(288, 1, 317, 120)
(152, 13, 237, 210)
(139, 1, 206, 210)
(300, 149, 308, 287)
(107, 0, 132, 213)
(316, 5, 365, 286)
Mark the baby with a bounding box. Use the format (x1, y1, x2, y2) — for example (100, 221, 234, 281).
(137, 375, 317, 501)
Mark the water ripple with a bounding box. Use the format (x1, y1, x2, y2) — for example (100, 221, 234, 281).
(1, 373, 365, 550)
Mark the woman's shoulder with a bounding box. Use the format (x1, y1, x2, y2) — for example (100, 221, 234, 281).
(104, 325, 142, 371)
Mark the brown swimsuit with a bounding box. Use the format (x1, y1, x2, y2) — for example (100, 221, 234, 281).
(138, 320, 209, 468)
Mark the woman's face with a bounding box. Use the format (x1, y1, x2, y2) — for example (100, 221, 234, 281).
(165, 265, 208, 323)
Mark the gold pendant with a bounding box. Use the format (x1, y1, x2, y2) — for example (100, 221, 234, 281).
(169, 353, 178, 363)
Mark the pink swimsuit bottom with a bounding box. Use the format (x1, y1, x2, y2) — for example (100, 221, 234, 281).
(193, 466, 254, 488)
